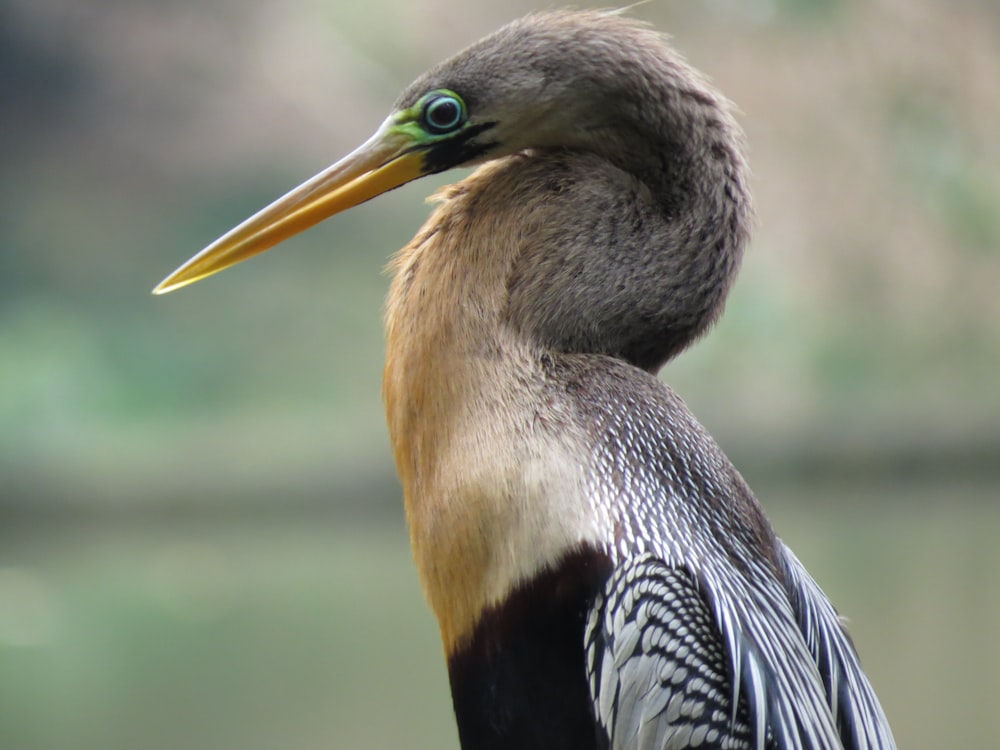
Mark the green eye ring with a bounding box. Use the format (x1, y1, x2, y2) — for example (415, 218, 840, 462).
(420, 91, 467, 135)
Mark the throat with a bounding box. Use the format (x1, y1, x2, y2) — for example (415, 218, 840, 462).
(447, 546, 614, 750)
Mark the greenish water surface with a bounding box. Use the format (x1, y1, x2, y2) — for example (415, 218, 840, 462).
(0, 479, 996, 750)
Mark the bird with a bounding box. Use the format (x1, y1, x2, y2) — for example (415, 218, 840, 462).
(154, 10, 896, 750)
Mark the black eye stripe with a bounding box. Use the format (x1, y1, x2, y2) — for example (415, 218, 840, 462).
(421, 121, 498, 175)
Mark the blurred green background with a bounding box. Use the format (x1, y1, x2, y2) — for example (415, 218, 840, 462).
(2, 0, 998, 747)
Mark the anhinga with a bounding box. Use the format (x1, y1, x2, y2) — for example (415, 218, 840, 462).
(155, 10, 896, 750)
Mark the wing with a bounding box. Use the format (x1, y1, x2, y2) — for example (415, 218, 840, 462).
(584, 550, 897, 750)
(585, 554, 753, 750)
(778, 544, 896, 750)
(567, 357, 895, 749)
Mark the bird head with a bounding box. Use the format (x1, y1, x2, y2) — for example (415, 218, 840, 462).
(151, 13, 581, 295)
(153, 11, 721, 295)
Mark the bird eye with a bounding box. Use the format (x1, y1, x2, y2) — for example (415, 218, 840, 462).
(421, 92, 466, 135)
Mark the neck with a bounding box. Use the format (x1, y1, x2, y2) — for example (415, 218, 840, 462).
(525, 57, 752, 370)
(470, 21, 753, 372)
(382, 91, 750, 646)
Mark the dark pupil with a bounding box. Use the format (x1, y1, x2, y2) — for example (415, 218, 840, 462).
(426, 97, 461, 132)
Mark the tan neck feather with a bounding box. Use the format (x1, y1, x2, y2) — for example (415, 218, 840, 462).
(383, 160, 602, 653)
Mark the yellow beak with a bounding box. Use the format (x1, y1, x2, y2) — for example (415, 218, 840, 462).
(153, 120, 425, 294)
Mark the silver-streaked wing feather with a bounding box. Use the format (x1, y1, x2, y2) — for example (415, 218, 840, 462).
(576, 361, 895, 750)
(778, 543, 896, 750)
(705, 557, 845, 750)
(586, 554, 752, 749)
(584, 546, 897, 750)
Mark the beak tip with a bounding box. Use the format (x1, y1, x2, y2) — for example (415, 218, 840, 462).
(151, 279, 174, 295)
(151, 275, 190, 296)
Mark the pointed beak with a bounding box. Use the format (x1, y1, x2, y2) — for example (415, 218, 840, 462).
(153, 120, 425, 294)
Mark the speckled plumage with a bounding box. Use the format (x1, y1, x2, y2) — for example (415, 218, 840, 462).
(564, 355, 893, 749)
(586, 555, 751, 749)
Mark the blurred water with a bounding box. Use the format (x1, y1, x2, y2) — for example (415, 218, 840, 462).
(0, 478, 996, 750)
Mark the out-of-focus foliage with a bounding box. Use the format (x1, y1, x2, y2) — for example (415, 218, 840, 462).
(2, 0, 997, 509)
(1, 0, 998, 748)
